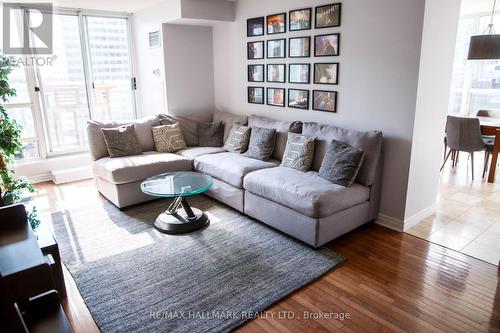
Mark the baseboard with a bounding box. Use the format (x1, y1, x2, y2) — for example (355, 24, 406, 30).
(28, 172, 54, 184)
(51, 166, 93, 184)
(375, 214, 404, 232)
(403, 204, 437, 231)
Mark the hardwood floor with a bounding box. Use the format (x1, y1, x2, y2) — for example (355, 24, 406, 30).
(35, 181, 500, 333)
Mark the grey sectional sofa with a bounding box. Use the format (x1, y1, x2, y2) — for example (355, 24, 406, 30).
(86, 111, 383, 247)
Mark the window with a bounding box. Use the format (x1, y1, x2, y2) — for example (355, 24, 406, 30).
(9, 8, 136, 160)
(449, 13, 500, 115)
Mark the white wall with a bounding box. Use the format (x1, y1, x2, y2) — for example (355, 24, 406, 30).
(133, 0, 181, 117)
(213, 0, 426, 221)
(404, 0, 461, 226)
(162, 24, 215, 119)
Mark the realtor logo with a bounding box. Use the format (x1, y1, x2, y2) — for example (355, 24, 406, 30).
(2, 3, 53, 54)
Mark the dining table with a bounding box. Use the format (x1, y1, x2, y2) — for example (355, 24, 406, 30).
(477, 117, 500, 183)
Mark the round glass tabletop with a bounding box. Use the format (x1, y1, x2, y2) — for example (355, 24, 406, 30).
(140, 172, 213, 198)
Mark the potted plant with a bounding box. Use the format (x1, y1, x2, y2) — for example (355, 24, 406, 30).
(0, 56, 40, 229)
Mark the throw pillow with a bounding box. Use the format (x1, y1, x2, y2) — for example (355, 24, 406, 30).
(152, 123, 188, 152)
(281, 133, 315, 171)
(319, 139, 365, 187)
(223, 124, 251, 153)
(246, 126, 276, 161)
(158, 115, 199, 146)
(100, 124, 142, 157)
(198, 121, 224, 147)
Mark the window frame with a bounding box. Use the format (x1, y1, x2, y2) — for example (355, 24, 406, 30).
(12, 5, 137, 161)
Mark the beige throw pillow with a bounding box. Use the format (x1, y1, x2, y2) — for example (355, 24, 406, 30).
(223, 124, 251, 153)
(281, 133, 315, 171)
(100, 124, 142, 157)
(152, 123, 187, 152)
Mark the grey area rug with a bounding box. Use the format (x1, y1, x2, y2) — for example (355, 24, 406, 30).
(48, 195, 344, 333)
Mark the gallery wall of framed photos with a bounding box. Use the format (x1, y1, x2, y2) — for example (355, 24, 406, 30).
(246, 2, 341, 113)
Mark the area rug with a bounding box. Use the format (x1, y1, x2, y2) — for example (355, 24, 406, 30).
(48, 195, 344, 333)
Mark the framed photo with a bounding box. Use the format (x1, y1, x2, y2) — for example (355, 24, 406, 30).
(288, 89, 309, 110)
(289, 8, 311, 31)
(247, 17, 264, 37)
(313, 90, 337, 112)
(248, 64, 264, 82)
(314, 33, 339, 57)
(289, 36, 310, 58)
(267, 64, 286, 83)
(289, 64, 310, 84)
(248, 87, 264, 104)
(315, 3, 341, 29)
(267, 88, 285, 107)
(247, 41, 264, 59)
(314, 63, 339, 85)
(267, 39, 286, 58)
(266, 13, 286, 34)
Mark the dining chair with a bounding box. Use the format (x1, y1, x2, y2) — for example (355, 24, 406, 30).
(440, 116, 494, 180)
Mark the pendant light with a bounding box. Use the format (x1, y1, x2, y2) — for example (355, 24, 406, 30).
(468, 0, 500, 60)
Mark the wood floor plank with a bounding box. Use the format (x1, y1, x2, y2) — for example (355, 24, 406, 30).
(33, 181, 500, 333)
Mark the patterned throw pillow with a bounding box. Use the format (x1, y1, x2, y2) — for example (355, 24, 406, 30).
(101, 124, 142, 157)
(281, 133, 315, 171)
(152, 123, 188, 153)
(223, 124, 251, 153)
(246, 126, 276, 161)
(319, 139, 365, 187)
(198, 121, 224, 147)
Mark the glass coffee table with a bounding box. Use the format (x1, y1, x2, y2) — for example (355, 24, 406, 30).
(140, 172, 213, 234)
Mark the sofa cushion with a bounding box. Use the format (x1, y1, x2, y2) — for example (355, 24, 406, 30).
(212, 111, 248, 142)
(243, 166, 370, 218)
(281, 132, 315, 171)
(87, 115, 160, 160)
(319, 139, 365, 187)
(101, 124, 143, 157)
(93, 151, 192, 185)
(176, 147, 226, 159)
(194, 152, 279, 188)
(247, 115, 302, 160)
(302, 122, 382, 186)
(158, 114, 200, 147)
(223, 124, 251, 153)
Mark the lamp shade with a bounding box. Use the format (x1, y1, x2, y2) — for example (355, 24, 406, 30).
(467, 34, 500, 60)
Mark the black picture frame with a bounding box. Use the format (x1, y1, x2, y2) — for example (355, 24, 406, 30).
(267, 38, 286, 59)
(314, 33, 340, 57)
(266, 64, 286, 83)
(313, 63, 339, 85)
(315, 3, 341, 29)
(288, 63, 310, 84)
(247, 17, 264, 37)
(266, 13, 286, 35)
(248, 64, 264, 82)
(312, 90, 337, 113)
(288, 36, 311, 58)
(248, 86, 264, 104)
(247, 41, 264, 60)
(289, 8, 311, 31)
(288, 89, 309, 110)
(266, 87, 286, 107)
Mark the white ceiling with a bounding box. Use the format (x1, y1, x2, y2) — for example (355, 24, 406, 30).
(5, 0, 167, 13)
(461, 0, 497, 16)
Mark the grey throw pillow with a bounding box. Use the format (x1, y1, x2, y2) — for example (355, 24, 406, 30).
(281, 133, 315, 171)
(101, 124, 142, 157)
(223, 124, 251, 153)
(152, 123, 188, 152)
(246, 126, 276, 161)
(198, 121, 224, 147)
(319, 139, 365, 187)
